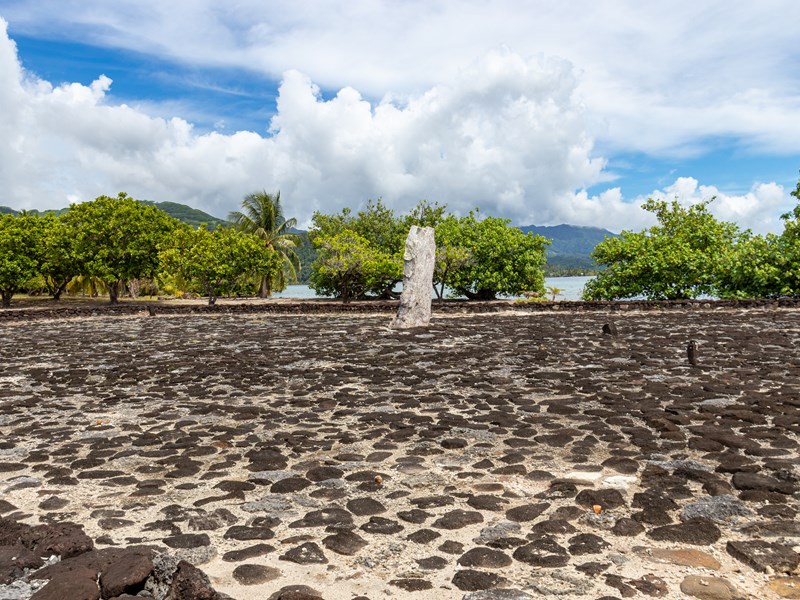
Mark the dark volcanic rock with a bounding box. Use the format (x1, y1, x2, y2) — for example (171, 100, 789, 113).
(305, 466, 344, 481)
(266, 584, 323, 599)
(163, 533, 211, 548)
(732, 472, 795, 495)
(30, 566, 100, 600)
(406, 529, 441, 544)
(222, 543, 275, 562)
(223, 526, 275, 541)
(360, 517, 404, 534)
(410, 495, 454, 509)
(457, 547, 513, 568)
(468, 495, 509, 512)
(568, 533, 611, 555)
(21, 521, 94, 559)
(647, 518, 721, 545)
(389, 577, 433, 591)
(322, 530, 368, 555)
(279, 542, 328, 565)
(99, 550, 153, 597)
(452, 569, 506, 592)
(575, 488, 626, 510)
(290, 508, 353, 528)
(611, 518, 645, 537)
(505, 503, 550, 522)
(530, 519, 576, 536)
(416, 555, 448, 570)
(439, 540, 465, 554)
(167, 560, 223, 600)
(397, 509, 431, 524)
(0, 544, 43, 584)
(232, 563, 280, 585)
(726, 540, 800, 574)
(512, 536, 569, 568)
(432, 510, 484, 530)
(346, 498, 386, 516)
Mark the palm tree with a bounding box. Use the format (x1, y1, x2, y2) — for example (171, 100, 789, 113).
(229, 190, 300, 297)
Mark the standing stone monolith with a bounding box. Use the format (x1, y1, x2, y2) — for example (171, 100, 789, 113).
(391, 225, 436, 329)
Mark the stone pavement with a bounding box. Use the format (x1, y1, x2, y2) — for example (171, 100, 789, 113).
(0, 308, 798, 599)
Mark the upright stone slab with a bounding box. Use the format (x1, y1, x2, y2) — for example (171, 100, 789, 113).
(391, 226, 436, 329)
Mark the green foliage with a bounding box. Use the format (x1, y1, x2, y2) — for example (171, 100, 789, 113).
(39, 215, 82, 300)
(583, 198, 740, 300)
(439, 211, 548, 300)
(309, 231, 400, 302)
(229, 191, 300, 296)
(63, 193, 180, 302)
(0, 213, 46, 307)
(308, 200, 405, 300)
(159, 226, 280, 305)
(716, 192, 800, 298)
(715, 233, 784, 299)
(546, 286, 563, 301)
(310, 200, 548, 301)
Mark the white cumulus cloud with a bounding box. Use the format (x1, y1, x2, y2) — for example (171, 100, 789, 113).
(0, 17, 795, 235)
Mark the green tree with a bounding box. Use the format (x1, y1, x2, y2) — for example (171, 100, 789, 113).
(229, 190, 300, 297)
(308, 231, 400, 302)
(716, 194, 800, 298)
(432, 214, 471, 303)
(160, 226, 280, 305)
(39, 215, 82, 300)
(0, 213, 45, 307)
(583, 198, 740, 301)
(308, 199, 404, 299)
(63, 193, 179, 303)
(442, 211, 549, 300)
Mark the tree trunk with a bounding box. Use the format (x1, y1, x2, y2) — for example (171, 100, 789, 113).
(108, 280, 120, 304)
(1, 289, 12, 308)
(258, 275, 272, 298)
(52, 279, 69, 301)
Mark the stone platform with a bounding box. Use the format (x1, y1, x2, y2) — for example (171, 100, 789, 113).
(0, 308, 798, 599)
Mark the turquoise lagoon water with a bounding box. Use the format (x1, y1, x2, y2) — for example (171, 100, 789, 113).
(272, 276, 594, 302)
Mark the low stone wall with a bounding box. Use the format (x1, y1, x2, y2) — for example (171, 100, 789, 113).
(1, 297, 799, 322)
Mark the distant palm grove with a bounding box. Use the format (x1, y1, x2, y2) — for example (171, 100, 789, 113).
(1, 174, 799, 308)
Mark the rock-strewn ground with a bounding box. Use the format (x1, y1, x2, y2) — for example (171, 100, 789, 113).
(0, 307, 799, 599)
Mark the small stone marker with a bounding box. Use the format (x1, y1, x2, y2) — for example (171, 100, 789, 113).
(602, 322, 618, 336)
(391, 225, 436, 329)
(687, 339, 698, 365)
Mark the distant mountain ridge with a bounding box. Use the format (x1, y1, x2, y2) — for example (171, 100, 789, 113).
(520, 224, 617, 256)
(0, 201, 228, 229)
(521, 224, 617, 273)
(1, 200, 615, 274)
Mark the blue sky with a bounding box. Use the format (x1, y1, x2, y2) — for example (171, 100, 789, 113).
(11, 34, 281, 134)
(1, 1, 799, 233)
